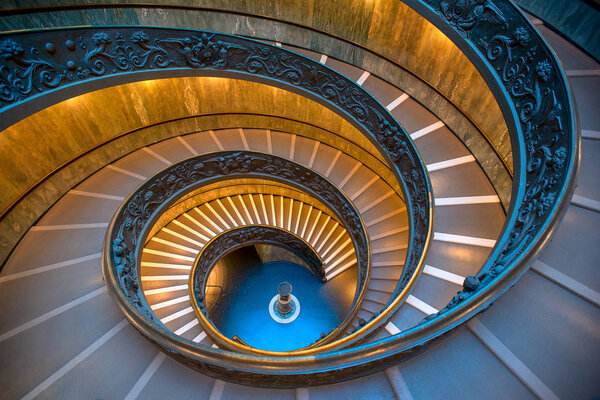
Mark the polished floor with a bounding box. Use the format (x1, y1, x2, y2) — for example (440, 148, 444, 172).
(211, 256, 344, 352)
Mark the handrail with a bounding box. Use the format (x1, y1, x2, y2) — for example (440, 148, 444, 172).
(1, 27, 431, 351)
(190, 225, 327, 351)
(401, 0, 579, 320)
(192, 225, 325, 291)
(107, 2, 577, 384)
(107, 150, 378, 355)
(0, 26, 426, 345)
(0, 3, 577, 385)
(0, 26, 431, 247)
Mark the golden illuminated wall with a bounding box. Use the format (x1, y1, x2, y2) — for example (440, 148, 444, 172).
(0, 77, 384, 214)
(0, 76, 401, 263)
(0, 0, 514, 264)
(0, 0, 512, 170)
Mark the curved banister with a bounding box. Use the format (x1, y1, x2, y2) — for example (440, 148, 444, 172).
(0, 29, 432, 297)
(2, 27, 432, 348)
(192, 225, 325, 293)
(107, 151, 378, 354)
(2, 0, 578, 384)
(190, 225, 327, 351)
(402, 0, 579, 320)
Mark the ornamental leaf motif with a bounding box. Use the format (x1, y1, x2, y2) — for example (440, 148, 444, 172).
(2, 27, 431, 337)
(438, 0, 506, 38)
(111, 152, 370, 313)
(421, 0, 572, 320)
(0, 39, 62, 102)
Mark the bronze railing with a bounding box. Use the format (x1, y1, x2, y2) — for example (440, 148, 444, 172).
(0, 0, 578, 384)
(1, 27, 432, 352)
(190, 225, 326, 351)
(106, 150, 377, 354)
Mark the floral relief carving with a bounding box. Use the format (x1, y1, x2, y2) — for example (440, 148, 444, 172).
(424, 0, 573, 318)
(2, 15, 571, 340)
(0, 30, 429, 299)
(110, 152, 370, 312)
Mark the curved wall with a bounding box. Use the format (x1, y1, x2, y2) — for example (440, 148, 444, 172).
(0, 1, 510, 155)
(0, 77, 372, 211)
(0, 76, 403, 265)
(0, 1, 513, 193)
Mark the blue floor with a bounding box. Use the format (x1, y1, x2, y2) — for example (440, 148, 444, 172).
(215, 261, 342, 351)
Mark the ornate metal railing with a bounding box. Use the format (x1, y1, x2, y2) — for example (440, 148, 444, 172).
(0, 26, 431, 346)
(2, 0, 578, 383)
(106, 150, 376, 354)
(191, 225, 325, 349)
(403, 0, 578, 321)
(194, 225, 325, 292)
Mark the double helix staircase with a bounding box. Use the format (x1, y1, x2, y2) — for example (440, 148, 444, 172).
(137, 127, 414, 341)
(0, 1, 598, 399)
(141, 190, 360, 342)
(0, 63, 505, 396)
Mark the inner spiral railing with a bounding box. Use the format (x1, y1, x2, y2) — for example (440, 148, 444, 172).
(106, 151, 376, 355)
(191, 225, 327, 349)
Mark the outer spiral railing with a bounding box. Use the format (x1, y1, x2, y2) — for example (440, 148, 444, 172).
(0, 0, 579, 384)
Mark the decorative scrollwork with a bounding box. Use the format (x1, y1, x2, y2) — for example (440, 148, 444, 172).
(2, 7, 575, 361)
(0, 31, 247, 102)
(236, 46, 373, 129)
(0, 38, 61, 102)
(421, 0, 574, 318)
(0, 27, 430, 296)
(437, 0, 507, 38)
(110, 151, 369, 320)
(83, 31, 171, 75)
(157, 32, 245, 69)
(18, 1, 574, 381)
(192, 225, 325, 314)
(3, 30, 429, 321)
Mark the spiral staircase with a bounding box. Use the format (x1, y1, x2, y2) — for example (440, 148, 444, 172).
(0, 1, 598, 399)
